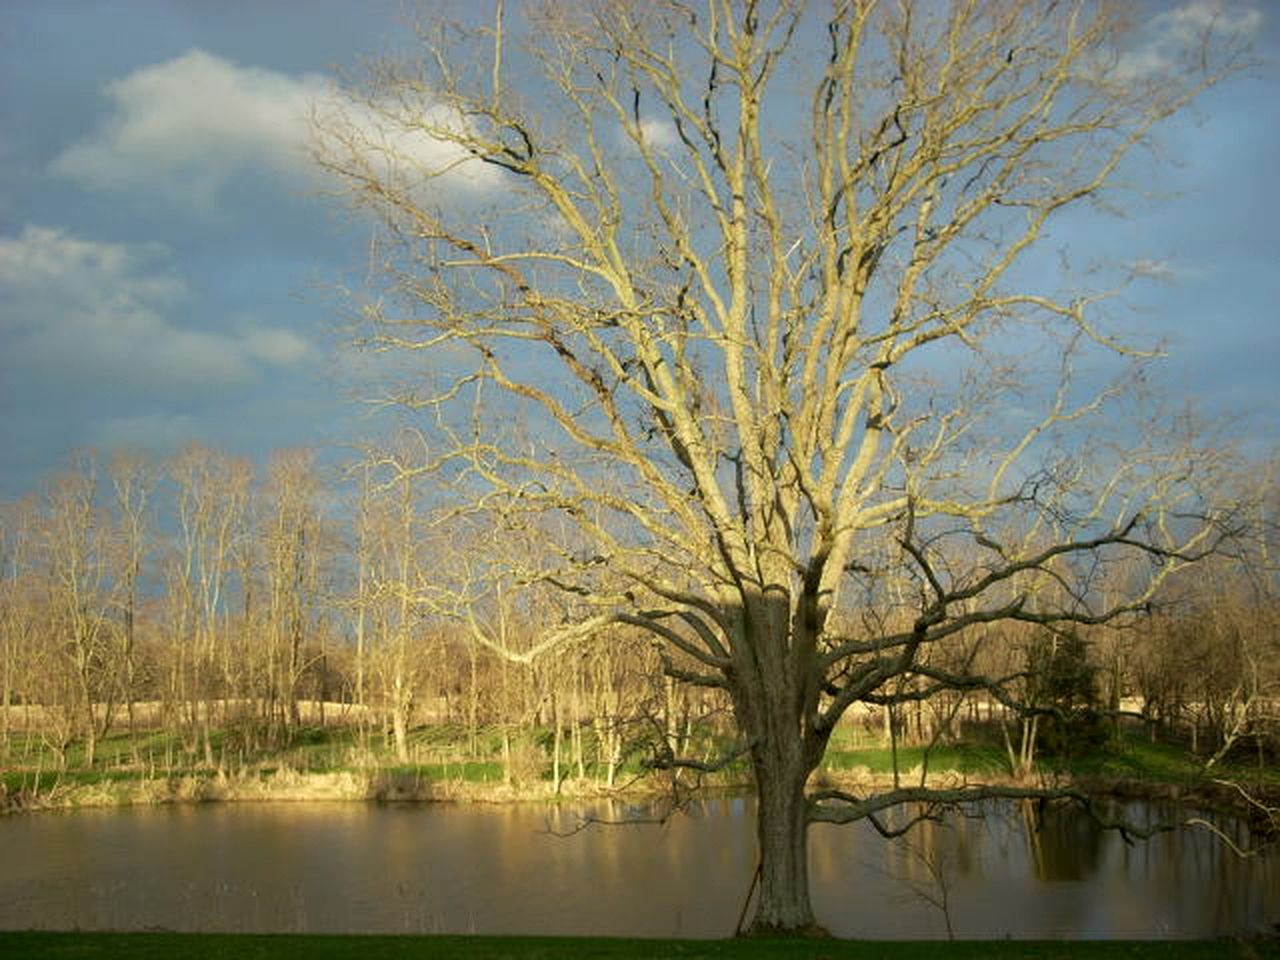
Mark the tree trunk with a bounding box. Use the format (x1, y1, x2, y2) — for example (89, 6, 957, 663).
(731, 586, 828, 937)
(74, 658, 97, 769)
(551, 689, 562, 794)
(82, 706, 98, 769)
(468, 640, 479, 759)
(572, 663, 585, 781)
(1, 659, 10, 760)
(748, 746, 819, 935)
(392, 698, 409, 763)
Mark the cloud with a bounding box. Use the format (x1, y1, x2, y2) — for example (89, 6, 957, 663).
(637, 118, 678, 150)
(240, 325, 313, 366)
(1159, 0, 1263, 43)
(1113, 1, 1263, 82)
(613, 116, 680, 157)
(51, 50, 323, 209)
(0, 225, 312, 391)
(1126, 258, 1178, 282)
(51, 49, 504, 211)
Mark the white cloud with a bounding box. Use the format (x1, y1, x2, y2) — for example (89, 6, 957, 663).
(1110, 48, 1170, 84)
(52, 49, 504, 211)
(0, 225, 311, 390)
(637, 118, 678, 150)
(326, 98, 508, 196)
(614, 116, 680, 156)
(52, 50, 323, 209)
(1159, 0, 1263, 43)
(1113, 1, 1263, 82)
(240, 325, 313, 366)
(1127, 258, 1178, 281)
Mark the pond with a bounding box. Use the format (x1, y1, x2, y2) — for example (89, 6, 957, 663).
(0, 796, 1275, 938)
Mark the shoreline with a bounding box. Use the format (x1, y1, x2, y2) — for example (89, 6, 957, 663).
(4, 762, 1275, 830)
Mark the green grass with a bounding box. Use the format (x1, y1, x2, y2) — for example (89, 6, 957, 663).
(822, 742, 1009, 777)
(5, 720, 1274, 814)
(1031, 734, 1279, 794)
(4, 769, 95, 793)
(1043, 737, 1201, 781)
(367, 760, 507, 784)
(818, 726, 1277, 795)
(1, 720, 678, 811)
(0, 932, 1275, 960)
(1, 720, 732, 795)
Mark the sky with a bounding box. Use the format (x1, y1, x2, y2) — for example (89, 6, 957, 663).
(1, 0, 1277, 500)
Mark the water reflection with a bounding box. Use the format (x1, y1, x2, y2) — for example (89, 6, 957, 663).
(0, 798, 1274, 938)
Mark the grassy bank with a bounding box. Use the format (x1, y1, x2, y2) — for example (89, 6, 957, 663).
(0, 719, 704, 812)
(822, 735, 1279, 799)
(3, 720, 1275, 817)
(2, 932, 1277, 960)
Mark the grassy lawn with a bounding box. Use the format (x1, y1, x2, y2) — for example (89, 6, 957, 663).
(818, 726, 1277, 793)
(2, 723, 626, 786)
(1, 933, 1276, 960)
(4, 720, 1274, 815)
(1050, 737, 1279, 788)
(821, 742, 1009, 778)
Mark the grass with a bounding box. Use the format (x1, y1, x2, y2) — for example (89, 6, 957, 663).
(4, 718, 1274, 816)
(822, 742, 1009, 778)
(1045, 736, 1279, 787)
(0, 724, 514, 782)
(1, 932, 1276, 960)
(818, 725, 1277, 792)
(0, 720, 694, 811)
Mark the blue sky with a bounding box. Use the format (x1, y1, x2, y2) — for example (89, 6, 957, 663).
(1, 1, 1277, 499)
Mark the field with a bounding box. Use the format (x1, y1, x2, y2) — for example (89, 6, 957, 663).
(3, 705, 1276, 820)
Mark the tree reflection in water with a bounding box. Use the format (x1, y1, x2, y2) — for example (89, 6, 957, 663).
(0, 799, 1274, 939)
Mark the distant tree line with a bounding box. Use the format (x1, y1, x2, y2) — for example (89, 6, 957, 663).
(1, 445, 1275, 785)
(0, 445, 704, 788)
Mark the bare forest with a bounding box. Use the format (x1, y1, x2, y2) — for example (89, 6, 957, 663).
(0, 447, 706, 790)
(1, 444, 1275, 804)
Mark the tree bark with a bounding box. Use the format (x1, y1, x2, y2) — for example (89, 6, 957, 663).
(732, 592, 826, 936)
(749, 748, 818, 935)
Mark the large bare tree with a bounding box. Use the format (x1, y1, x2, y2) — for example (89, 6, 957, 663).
(319, 0, 1247, 933)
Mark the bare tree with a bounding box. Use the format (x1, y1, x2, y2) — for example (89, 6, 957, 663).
(41, 457, 121, 767)
(357, 443, 436, 763)
(167, 445, 251, 763)
(263, 449, 325, 733)
(319, 1, 1247, 933)
(108, 452, 154, 754)
(1137, 461, 1280, 769)
(0, 498, 39, 759)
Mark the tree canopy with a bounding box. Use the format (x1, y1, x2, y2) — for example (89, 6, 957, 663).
(318, 0, 1249, 934)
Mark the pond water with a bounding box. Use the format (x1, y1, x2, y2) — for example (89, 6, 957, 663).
(0, 796, 1275, 938)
